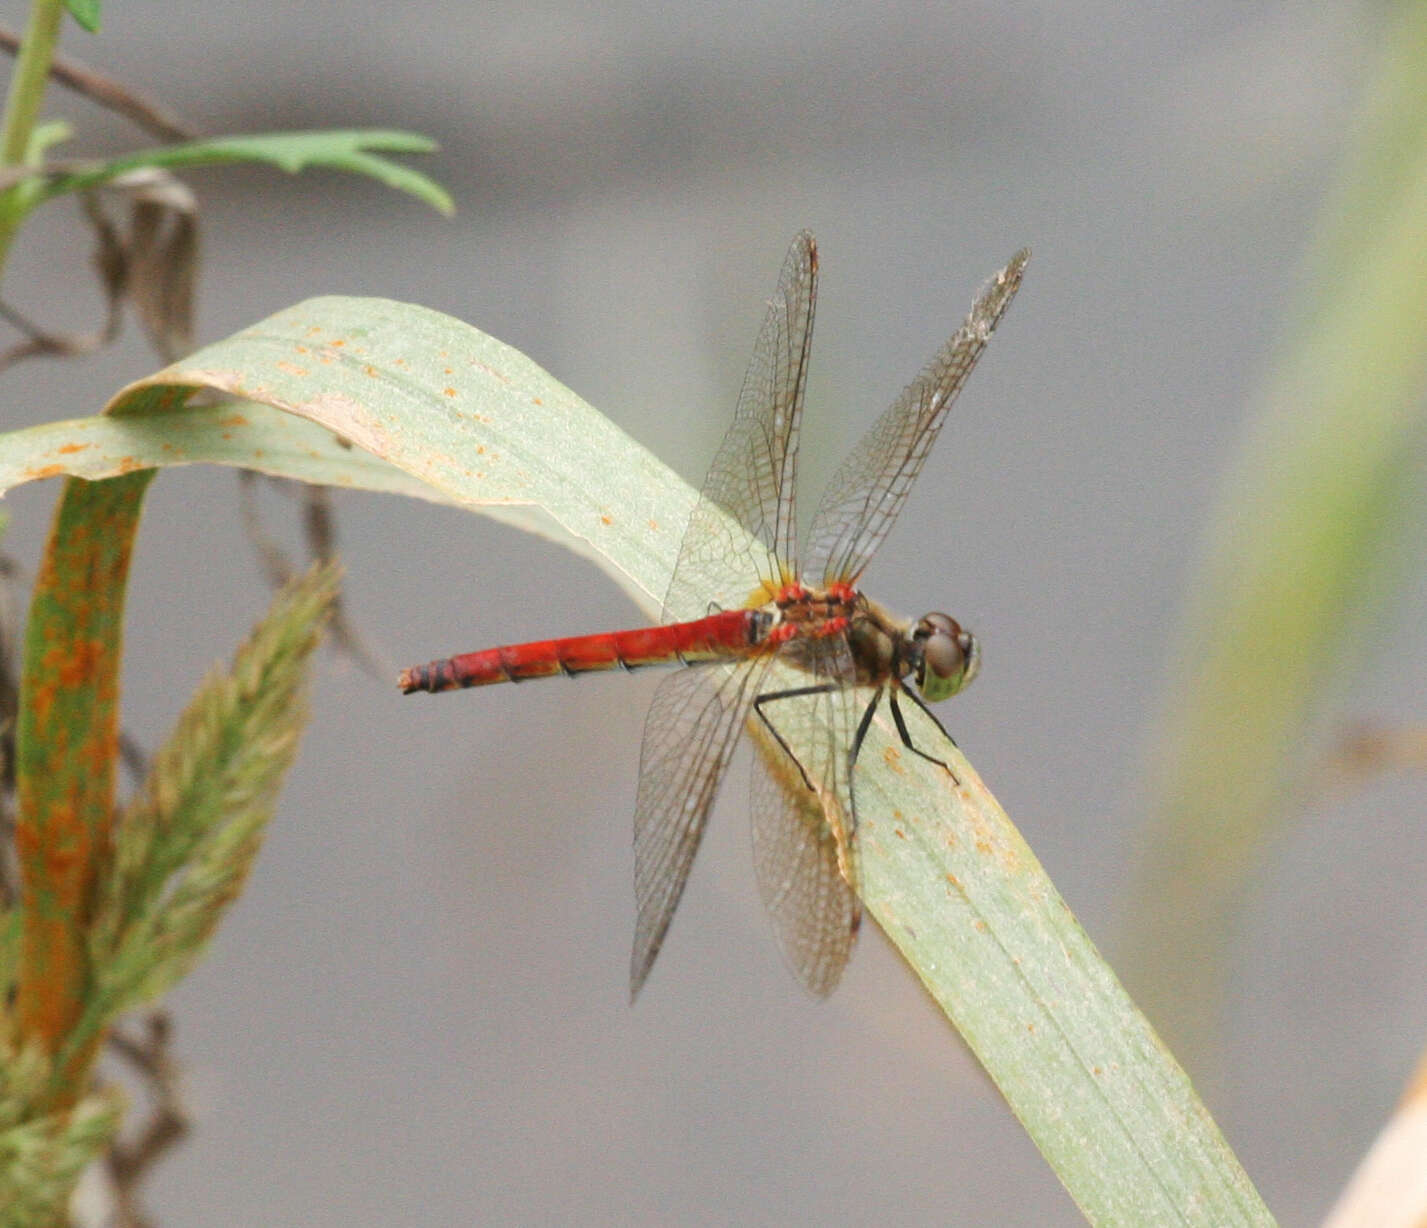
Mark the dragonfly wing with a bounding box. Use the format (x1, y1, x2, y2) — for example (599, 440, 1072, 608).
(748, 640, 863, 995)
(661, 232, 818, 621)
(630, 656, 771, 997)
(806, 249, 1028, 586)
(750, 733, 860, 997)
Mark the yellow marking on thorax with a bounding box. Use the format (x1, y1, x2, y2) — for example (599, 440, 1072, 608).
(744, 564, 800, 610)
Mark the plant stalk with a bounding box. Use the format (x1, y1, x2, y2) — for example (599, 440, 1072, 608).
(0, 0, 66, 267)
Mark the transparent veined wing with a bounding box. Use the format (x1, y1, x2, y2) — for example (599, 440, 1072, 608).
(749, 716, 861, 997)
(630, 655, 774, 997)
(661, 232, 818, 622)
(748, 638, 864, 995)
(807, 249, 1028, 587)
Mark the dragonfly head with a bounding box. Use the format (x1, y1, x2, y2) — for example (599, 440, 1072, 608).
(909, 612, 979, 703)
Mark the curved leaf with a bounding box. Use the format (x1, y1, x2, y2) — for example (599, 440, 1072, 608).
(0, 294, 1271, 1221)
(106, 296, 698, 614)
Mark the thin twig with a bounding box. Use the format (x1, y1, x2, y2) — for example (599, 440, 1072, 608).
(103, 1012, 191, 1228)
(0, 22, 196, 143)
(240, 472, 393, 682)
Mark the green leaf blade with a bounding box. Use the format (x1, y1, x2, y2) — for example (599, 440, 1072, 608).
(64, 0, 100, 33)
(107, 296, 697, 615)
(772, 697, 1274, 1225)
(37, 130, 453, 215)
(13, 471, 152, 1104)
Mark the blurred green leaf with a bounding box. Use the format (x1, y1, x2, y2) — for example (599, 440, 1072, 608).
(1127, 1, 1427, 1066)
(35, 129, 453, 215)
(64, 0, 100, 33)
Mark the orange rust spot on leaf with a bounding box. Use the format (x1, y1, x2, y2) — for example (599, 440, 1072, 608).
(276, 361, 308, 377)
(37, 807, 93, 882)
(13, 815, 41, 861)
(532, 396, 543, 405)
(28, 464, 65, 480)
(364, 364, 379, 377)
(81, 729, 118, 776)
(54, 638, 106, 689)
(27, 678, 55, 728)
(331, 338, 346, 347)
(444, 387, 457, 397)
(57, 442, 90, 455)
(600, 514, 613, 525)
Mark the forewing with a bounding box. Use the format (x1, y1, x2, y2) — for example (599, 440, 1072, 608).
(807, 249, 1028, 586)
(661, 232, 818, 621)
(630, 656, 771, 997)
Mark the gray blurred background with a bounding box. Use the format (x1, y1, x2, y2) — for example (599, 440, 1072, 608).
(6, 1, 1425, 1223)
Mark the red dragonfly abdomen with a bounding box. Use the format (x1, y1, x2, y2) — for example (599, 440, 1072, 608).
(399, 607, 762, 694)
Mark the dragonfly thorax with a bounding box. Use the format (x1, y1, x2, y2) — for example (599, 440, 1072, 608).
(832, 596, 978, 703)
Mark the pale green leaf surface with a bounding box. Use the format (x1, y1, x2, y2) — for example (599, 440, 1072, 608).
(0, 295, 1267, 1220)
(106, 296, 701, 616)
(856, 722, 1269, 1223)
(0, 405, 464, 506)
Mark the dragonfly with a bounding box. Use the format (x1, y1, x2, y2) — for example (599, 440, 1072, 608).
(401, 232, 1027, 997)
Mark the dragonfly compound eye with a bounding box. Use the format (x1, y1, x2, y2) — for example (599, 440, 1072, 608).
(914, 613, 979, 702)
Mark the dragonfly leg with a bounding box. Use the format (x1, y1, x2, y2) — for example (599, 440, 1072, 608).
(849, 687, 881, 767)
(888, 686, 962, 786)
(752, 683, 839, 793)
